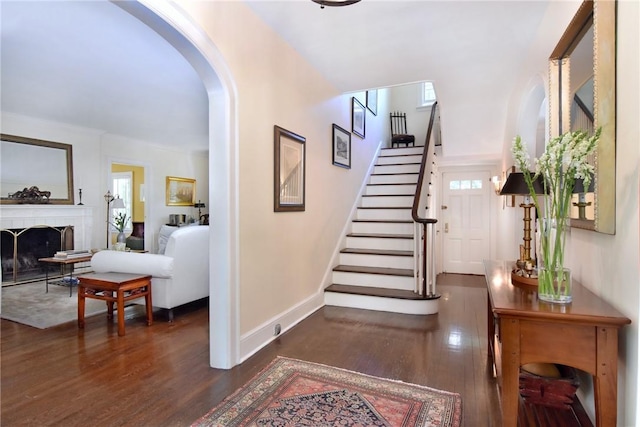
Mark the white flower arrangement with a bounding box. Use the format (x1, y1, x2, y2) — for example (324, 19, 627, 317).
(511, 128, 600, 302)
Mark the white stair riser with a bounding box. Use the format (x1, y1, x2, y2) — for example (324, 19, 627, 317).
(365, 184, 416, 196)
(369, 174, 417, 185)
(373, 164, 420, 174)
(339, 253, 414, 270)
(361, 195, 413, 208)
(332, 271, 414, 290)
(346, 236, 413, 251)
(380, 147, 423, 157)
(351, 221, 413, 235)
(324, 292, 439, 315)
(376, 155, 423, 165)
(356, 208, 412, 221)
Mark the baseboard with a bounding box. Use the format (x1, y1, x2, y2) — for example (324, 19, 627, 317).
(239, 291, 325, 363)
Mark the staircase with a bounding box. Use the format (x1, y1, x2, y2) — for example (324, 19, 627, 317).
(324, 146, 440, 315)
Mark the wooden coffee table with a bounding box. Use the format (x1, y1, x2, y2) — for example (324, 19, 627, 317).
(77, 272, 153, 337)
(39, 255, 93, 296)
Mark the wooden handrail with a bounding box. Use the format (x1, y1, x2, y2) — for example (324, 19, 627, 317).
(411, 101, 438, 225)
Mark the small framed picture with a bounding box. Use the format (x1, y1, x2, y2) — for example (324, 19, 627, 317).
(366, 90, 377, 116)
(332, 124, 351, 169)
(351, 97, 366, 139)
(166, 176, 196, 206)
(274, 125, 306, 212)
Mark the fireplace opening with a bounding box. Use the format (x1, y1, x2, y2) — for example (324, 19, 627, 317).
(1, 225, 74, 284)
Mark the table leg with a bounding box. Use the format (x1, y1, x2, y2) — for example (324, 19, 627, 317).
(594, 326, 619, 427)
(45, 267, 49, 293)
(500, 318, 521, 427)
(68, 269, 73, 297)
(145, 283, 153, 326)
(117, 289, 125, 336)
(78, 285, 85, 329)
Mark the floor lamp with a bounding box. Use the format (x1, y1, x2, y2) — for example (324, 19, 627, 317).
(499, 172, 546, 267)
(104, 190, 125, 249)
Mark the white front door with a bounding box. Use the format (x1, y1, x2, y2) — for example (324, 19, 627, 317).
(441, 170, 491, 274)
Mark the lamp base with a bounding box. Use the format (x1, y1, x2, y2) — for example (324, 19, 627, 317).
(511, 268, 538, 291)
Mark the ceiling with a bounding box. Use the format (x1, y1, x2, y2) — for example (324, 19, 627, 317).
(1, 0, 579, 156)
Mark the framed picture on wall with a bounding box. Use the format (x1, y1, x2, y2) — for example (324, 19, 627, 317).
(352, 97, 365, 139)
(166, 176, 196, 206)
(366, 90, 378, 116)
(332, 124, 351, 169)
(274, 125, 306, 212)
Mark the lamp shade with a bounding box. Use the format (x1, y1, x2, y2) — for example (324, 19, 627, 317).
(572, 176, 595, 193)
(111, 197, 125, 209)
(499, 172, 546, 195)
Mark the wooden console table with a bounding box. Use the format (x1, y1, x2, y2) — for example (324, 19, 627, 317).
(484, 260, 630, 427)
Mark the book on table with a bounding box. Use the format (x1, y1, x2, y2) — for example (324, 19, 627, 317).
(54, 250, 92, 259)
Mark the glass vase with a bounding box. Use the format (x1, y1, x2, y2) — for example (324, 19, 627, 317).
(117, 231, 126, 243)
(538, 267, 572, 303)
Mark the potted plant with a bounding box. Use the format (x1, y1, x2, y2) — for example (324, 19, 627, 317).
(110, 211, 130, 244)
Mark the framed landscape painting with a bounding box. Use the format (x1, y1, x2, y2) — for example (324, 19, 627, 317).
(166, 176, 195, 206)
(332, 124, 351, 169)
(352, 97, 365, 139)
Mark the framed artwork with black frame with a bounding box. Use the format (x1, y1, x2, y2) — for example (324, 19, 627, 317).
(274, 125, 306, 212)
(332, 124, 351, 169)
(366, 90, 377, 116)
(351, 97, 365, 139)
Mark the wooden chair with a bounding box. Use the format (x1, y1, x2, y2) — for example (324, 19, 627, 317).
(390, 111, 415, 148)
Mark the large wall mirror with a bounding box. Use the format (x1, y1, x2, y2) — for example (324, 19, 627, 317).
(0, 134, 74, 205)
(549, 0, 616, 234)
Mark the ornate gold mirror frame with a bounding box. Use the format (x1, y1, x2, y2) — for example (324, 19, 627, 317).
(549, 0, 616, 234)
(1, 134, 75, 205)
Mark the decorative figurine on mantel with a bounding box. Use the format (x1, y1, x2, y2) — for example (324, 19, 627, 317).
(78, 188, 84, 205)
(8, 186, 51, 203)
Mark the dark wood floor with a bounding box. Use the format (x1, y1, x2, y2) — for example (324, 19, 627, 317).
(1, 273, 590, 426)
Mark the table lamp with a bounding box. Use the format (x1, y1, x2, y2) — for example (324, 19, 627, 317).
(572, 175, 595, 220)
(499, 172, 546, 265)
(104, 190, 125, 249)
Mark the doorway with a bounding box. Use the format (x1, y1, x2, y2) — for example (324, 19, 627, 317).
(440, 168, 492, 275)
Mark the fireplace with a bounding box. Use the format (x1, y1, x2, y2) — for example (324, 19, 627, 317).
(1, 225, 74, 284)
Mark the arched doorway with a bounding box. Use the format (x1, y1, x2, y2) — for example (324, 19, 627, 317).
(115, 0, 239, 369)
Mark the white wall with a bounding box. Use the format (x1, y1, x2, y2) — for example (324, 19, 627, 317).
(173, 1, 388, 356)
(388, 83, 431, 147)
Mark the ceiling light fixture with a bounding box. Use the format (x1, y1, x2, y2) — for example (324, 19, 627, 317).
(311, 0, 361, 9)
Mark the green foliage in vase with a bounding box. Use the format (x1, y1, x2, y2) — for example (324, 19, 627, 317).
(110, 212, 129, 232)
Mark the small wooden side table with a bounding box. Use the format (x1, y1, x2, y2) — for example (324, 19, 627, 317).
(78, 273, 153, 337)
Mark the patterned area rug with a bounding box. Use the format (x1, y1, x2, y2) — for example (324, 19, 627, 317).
(192, 357, 462, 427)
(1, 281, 107, 329)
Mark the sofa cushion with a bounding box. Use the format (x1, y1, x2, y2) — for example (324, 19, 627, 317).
(91, 250, 174, 278)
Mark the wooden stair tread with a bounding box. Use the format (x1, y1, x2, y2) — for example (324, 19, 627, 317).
(357, 206, 412, 210)
(352, 219, 412, 224)
(371, 172, 418, 176)
(325, 284, 440, 300)
(367, 183, 417, 186)
(362, 194, 414, 197)
(332, 265, 413, 276)
(347, 233, 412, 239)
(375, 162, 421, 166)
(340, 248, 413, 257)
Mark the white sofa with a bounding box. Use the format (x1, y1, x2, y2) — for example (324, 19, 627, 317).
(91, 225, 209, 320)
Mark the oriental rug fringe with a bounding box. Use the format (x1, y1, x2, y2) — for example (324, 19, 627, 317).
(192, 356, 462, 427)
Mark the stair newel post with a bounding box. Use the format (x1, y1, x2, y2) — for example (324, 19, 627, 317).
(421, 221, 428, 296)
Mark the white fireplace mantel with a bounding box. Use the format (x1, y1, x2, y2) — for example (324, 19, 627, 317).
(0, 205, 94, 251)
